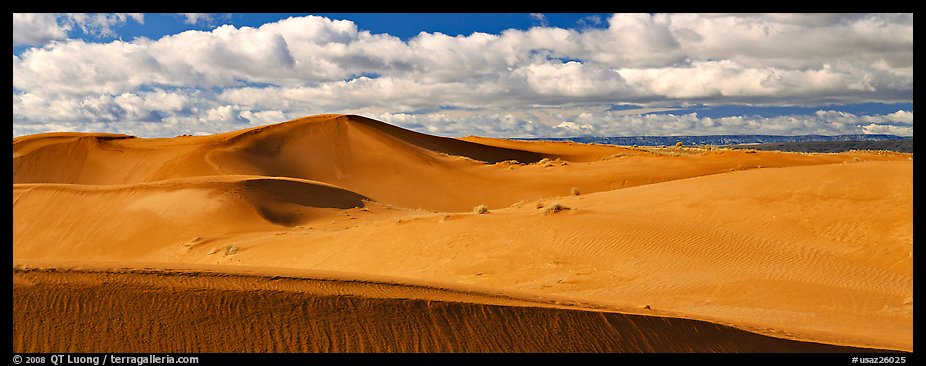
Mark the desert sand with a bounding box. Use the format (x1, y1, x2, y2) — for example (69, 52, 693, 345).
(12, 114, 912, 352)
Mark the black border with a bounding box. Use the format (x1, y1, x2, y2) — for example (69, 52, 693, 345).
(9, 5, 918, 366)
(9, 352, 915, 366)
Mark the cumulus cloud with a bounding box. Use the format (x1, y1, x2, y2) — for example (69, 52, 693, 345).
(13, 13, 69, 46)
(12, 13, 914, 138)
(13, 13, 144, 46)
(374, 109, 913, 138)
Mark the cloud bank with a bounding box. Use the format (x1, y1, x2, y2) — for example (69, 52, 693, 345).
(12, 13, 913, 137)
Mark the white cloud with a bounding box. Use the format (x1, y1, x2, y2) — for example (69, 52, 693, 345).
(13, 13, 145, 48)
(12, 13, 913, 138)
(883, 110, 914, 124)
(13, 13, 69, 46)
(554, 121, 595, 132)
(577, 15, 602, 29)
(63, 13, 144, 38)
(530, 13, 548, 27)
(519, 61, 629, 97)
(179, 13, 215, 25)
(372, 109, 913, 138)
(859, 124, 913, 136)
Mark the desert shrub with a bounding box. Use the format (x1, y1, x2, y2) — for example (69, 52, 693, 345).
(473, 204, 490, 214)
(536, 200, 545, 209)
(224, 245, 238, 255)
(602, 153, 626, 160)
(675, 141, 684, 148)
(533, 158, 554, 167)
(542, 203, 569, 215)
(570, 186, 581, 196)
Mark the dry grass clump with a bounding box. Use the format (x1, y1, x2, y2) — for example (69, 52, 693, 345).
(602, 153, 627, 160)
(473, 204, 490, 214)
(210, 244, 238, 256)
(542, 203, 569, 215)
(532, 158, 555, 167)
(570, 186, 581, 196)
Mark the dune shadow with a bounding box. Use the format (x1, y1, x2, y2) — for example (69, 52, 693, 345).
(242, 178, 369, 210)
(346, 115, 547, 164)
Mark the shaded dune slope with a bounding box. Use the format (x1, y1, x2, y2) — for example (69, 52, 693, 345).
(12, 267, 885, 353)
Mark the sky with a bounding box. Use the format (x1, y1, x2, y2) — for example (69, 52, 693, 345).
(12, 13, 914, 138)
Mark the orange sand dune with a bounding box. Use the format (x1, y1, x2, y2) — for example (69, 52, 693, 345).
(13, 175, 378, 261)
(12, 265, 889, 353)
(12, 114, 912, 352)
(13, 114, 897, 212)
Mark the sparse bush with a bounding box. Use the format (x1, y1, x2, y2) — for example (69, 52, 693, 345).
(473, 204, 490, 214)
(536, 200, 545, 209)
(534, 158, 552, 166)
(224, 245, 238, 255)
(675, 141, 684, 148)
(602, 153, 626, 160)
(542, 203, 569, 215)
(570, 186, 581, 196)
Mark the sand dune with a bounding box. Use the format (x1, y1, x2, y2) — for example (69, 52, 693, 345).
(13, 114, 894, 212)
(13, 175, 376, 261)
(12, 114, 913, 352)
(12, 265, 887, 353)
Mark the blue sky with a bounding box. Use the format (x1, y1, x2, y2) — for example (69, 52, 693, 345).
(12, 13, 914, 137)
